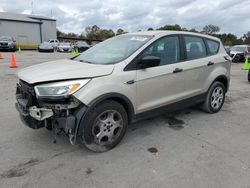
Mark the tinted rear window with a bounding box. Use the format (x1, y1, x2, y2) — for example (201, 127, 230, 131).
(206, 39, 219, 55)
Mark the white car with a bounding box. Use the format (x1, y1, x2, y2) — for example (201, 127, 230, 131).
(57, 42, 73, 52)
(45, 39, 59, 48)
(38, 42, 54, 52)
(230, 45, 250, 63)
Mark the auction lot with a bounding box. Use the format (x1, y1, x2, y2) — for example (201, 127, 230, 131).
(0, 51, 250, 188)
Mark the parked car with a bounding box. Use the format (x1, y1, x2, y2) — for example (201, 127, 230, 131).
(74, 41, 90, 53)
(15, 31, 231, 152)
(38, 42, 54, 52)
(224, 45, 231, 55)
(0, 36, 16, 51)
(57, 42, 73, 52)
(230, 45, 250, 63)
(45, 39, 59, 49)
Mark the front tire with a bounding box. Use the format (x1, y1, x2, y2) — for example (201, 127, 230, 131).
(201, 81, 226, 113)
(79, 100, 128, 152)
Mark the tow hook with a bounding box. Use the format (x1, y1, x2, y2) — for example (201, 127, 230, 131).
(29, 106, 53, 121)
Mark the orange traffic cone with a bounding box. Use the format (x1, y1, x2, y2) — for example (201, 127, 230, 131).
(9, 53, 17, 68)
(0, 52, 3, 59)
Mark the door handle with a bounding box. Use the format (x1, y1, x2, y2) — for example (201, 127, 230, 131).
(207, 61, 215, 66)
(126, 80, 135, 85)
(173, 68, 183, 73)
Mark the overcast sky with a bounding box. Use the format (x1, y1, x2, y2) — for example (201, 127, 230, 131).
(1, 0, 250, 37)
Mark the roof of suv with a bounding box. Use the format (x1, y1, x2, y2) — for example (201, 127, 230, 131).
(125, 30, 220, 41)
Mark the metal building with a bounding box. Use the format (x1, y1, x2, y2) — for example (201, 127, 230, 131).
(0, 12, 56, 48)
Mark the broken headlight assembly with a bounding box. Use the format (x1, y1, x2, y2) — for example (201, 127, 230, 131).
(34, 79, 90, 98)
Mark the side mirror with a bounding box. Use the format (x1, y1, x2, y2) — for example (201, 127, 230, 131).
(139, 56, 160, 69)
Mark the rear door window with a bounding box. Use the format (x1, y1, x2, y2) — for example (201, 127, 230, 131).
(206, 39, 219, 55)
(184, 36, 206, 60)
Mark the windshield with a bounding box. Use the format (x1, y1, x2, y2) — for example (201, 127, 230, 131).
(0, 36, 12, 41)
(75, 35, 152, 64)
(231, 46, 245, 52)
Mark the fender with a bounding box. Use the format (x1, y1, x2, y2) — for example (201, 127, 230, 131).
(88, 92, 135, 123)
(205, 66, 230, 92)
(74, 92, 135, 141)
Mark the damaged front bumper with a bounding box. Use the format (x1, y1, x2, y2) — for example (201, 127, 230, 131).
(15, 80, 88, 145)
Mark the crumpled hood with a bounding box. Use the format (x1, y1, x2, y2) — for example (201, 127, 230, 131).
(18, 59, 114, 84)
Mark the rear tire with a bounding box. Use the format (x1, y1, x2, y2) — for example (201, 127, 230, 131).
(201, 81, 226, 113)
(79, 100, 128, 152)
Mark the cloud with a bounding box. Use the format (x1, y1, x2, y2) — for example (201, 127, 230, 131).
(0, 0, 250, 37)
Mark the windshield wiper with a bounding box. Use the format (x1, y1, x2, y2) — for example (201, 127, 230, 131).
(79, 60, 95, 64)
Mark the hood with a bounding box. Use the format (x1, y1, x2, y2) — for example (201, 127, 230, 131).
(39, 43, 53, 48)
(18, 59, 115, 84)
(0, 40, 13, 44)
(230, 50, 244, 55)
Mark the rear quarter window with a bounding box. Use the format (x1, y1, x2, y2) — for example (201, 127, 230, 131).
(206, 39, 220, 55)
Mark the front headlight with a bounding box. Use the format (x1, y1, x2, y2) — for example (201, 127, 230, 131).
(34, 79, 90, 98)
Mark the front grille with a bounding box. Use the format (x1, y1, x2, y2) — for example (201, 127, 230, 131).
(16, 80, 37, 107)
(18, 80, 35, 96)
(0, 42, 8, 46)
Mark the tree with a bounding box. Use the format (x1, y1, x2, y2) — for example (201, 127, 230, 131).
(56, 29, 63, 37)
(116, 28, 127, 35)
(67, 32, 78, 38)
(147, 28, 154, 31)
(157, 24, 182, 31)
(189, 28, 199, 33)
(202, 24, 220, 35)
(99, 29, 115, 40)
(243, 31, 250, 44)
(85, 25, 115, 40)
(85, 25, 101, 40)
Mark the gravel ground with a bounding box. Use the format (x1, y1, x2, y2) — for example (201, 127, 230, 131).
(0, 51, 250, 188)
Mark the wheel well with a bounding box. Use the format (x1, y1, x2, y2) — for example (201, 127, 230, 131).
(214, 76, 228, 92)
(89, 94, 135, 124)
(107, 97, 134, 123)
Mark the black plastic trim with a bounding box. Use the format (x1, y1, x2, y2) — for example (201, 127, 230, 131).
(88, 93, 135, 123)
(213, 75, 229, 92)
(135, 93, 207, 122)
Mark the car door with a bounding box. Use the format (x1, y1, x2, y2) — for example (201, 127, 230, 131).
(135, 35, 188, 114)
(180, 35, 219, 97)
